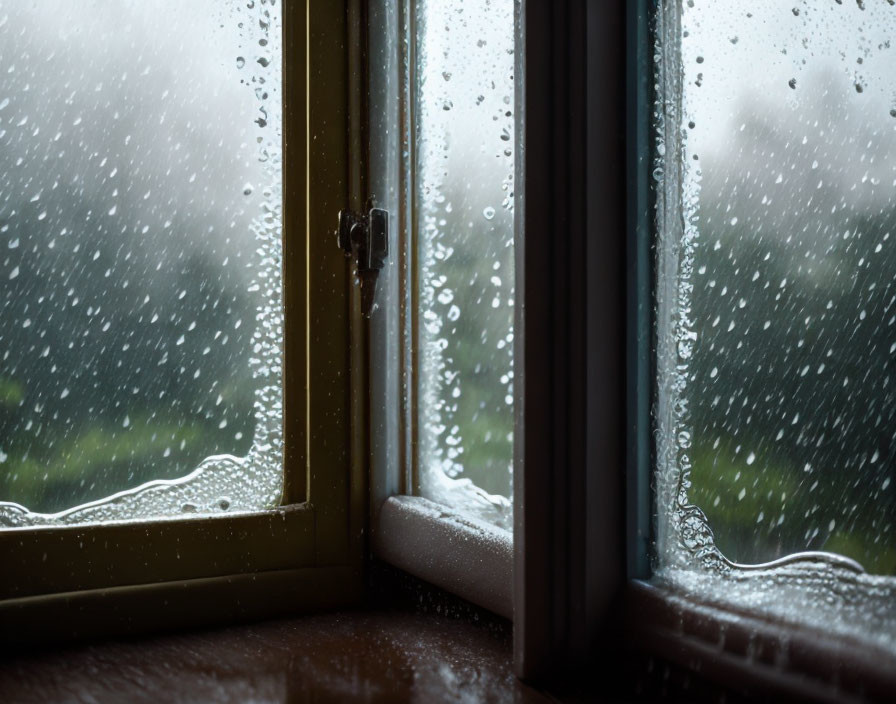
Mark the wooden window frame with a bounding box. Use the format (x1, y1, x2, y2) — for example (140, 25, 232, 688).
(514, 1, 896, 700)
(365, 0, 515, 621)
(7, 5, 895, 700)
(0, 0, 366, 646)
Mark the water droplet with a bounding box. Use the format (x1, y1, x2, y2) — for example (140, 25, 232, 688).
(483, 206, 496, 220)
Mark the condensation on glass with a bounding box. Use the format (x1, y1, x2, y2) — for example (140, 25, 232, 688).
(654, 0, 896, 648)
(0, 0, 283, 526)
(413, 0, 516, 531)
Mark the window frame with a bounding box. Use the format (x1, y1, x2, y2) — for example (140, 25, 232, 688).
(621, 1, 896, 697)
(365, 0, 515, 620)
(512, 0, 896, 698)
(513, 0, 627, 681)
(7, 3, 894, 698)
(0, 0, 366, 646)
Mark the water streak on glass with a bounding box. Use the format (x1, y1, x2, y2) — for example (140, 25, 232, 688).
(654, 0, 896, 649)
(414, 0, 516, 530)
(0, 0, 283, 526)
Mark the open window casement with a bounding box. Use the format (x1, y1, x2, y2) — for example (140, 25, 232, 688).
(365, 0, 518, 619)
(0, 0, 365, 643)
(0, 0, 522, 645)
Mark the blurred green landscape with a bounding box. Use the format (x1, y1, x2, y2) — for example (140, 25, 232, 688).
(0, 2, 266, 515)
(681, 74, 896, 574)
(415, 0, 516, 504)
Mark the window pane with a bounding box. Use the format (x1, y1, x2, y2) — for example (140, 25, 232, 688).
(655, 0, 896, 645)
(414, 0, 517, 530)
(0, 1, 282, 526)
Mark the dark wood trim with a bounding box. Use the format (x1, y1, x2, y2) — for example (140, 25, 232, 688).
(583, 0, 628, 655)
(0, 506, 313, 600)
(514, 0, 627, 683)
(1, 566, 362, 649)
(347, 0, 372, 588)
(281, 0, 308, 506)
(305, 0, 355, 566)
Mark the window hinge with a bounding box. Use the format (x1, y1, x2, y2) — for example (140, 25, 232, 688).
(337, 208, 389, 316)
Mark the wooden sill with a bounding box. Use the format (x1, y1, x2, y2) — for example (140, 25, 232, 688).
(0, 607, 546, 703)
(0, 565, 541, 703)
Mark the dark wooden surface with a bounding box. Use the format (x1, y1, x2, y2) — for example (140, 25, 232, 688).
(0, 607, 548, 703)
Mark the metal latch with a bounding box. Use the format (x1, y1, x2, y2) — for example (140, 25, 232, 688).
(337, 207, 389, 315)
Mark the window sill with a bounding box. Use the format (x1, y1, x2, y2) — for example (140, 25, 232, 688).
(1, 504, 315, 600)
(372, 495, 513, 620)
(0, 601, 544, 703)
(0, 504, 365, 647)
(625, 579, 896, 703)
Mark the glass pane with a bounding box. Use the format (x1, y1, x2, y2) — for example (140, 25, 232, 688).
(655, 0, 896, 645)
(414, 0, 517, 530)
(0, 0, 282, 526)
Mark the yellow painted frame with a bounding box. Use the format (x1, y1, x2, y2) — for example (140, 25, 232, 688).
(0, 0, 366, 646)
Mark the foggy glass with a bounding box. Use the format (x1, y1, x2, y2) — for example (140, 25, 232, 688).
(0, 1, 283, 526)
(414, 0, 516, 531)
(656, 1, 896, 576)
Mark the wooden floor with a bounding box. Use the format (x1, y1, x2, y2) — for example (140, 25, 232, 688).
(0, 607, 550, 703)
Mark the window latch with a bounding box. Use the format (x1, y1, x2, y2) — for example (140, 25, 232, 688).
(337, 207, 389, 315)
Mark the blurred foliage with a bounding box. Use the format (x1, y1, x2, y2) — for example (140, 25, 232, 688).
(0, 2, 267, 515)
(683, 93, 896, 573)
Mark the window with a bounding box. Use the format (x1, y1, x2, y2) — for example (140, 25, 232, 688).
(0, 0, 364, 644)
(1, 0, 518, 645)
(4, 2, 892, 699)
(411, 0, 516, 530)
(0, 0, 283, 527)
(367, 0, 517, 618)
(513, 2, 896, 697)
(652, 0, 896, 649)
